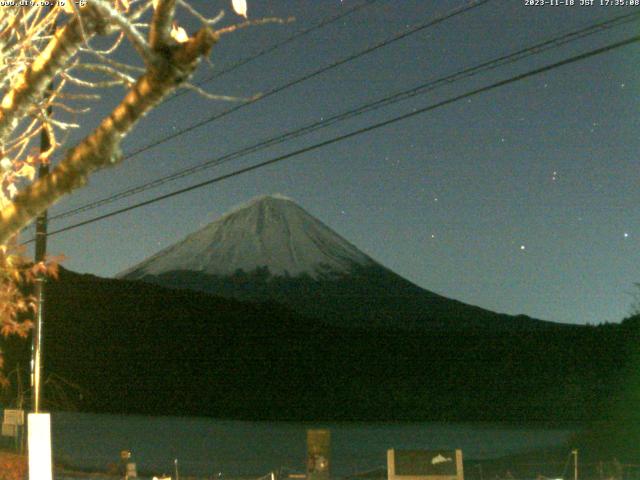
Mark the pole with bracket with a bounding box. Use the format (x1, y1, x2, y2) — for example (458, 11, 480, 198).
(27, 9, 56, 480)
(31, 3, 56, 415)
(31, 108, 51, 414)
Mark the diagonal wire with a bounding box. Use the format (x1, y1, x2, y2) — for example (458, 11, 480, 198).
(49, 10, 640, 222)
(24, 34, 640, 243)
(120, 0, 493, 161)
(168, 0, 381, 102)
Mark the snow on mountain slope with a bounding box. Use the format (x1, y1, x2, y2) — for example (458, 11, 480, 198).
(119, 194, 376, 279)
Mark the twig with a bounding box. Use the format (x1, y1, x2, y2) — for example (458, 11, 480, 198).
(216, 16, 295, 36)
(180, 82, 255, 102)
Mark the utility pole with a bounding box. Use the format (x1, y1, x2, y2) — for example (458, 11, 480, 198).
(28, 11, 56, 480)
(31, 105, 51, 414)
(31, 6, 55, 415)
(28, 76, 55, 480)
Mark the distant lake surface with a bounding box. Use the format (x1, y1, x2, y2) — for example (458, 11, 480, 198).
(51, 412, 578, 478)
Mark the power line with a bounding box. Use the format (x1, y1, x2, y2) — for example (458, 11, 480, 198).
(121, 0, 492, 160)
(16, 3, 381, 232)
(168, 0, 381, 101)
(27, 34, 640, 243)
(50, 10, 640, 221)
(17, 0, 491, 236)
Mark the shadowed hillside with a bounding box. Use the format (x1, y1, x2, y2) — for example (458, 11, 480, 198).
(120, 195, 564, 332)
(0, 268, 632, 424)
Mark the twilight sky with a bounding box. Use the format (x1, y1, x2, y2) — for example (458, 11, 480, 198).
(29, 0, 639, 325)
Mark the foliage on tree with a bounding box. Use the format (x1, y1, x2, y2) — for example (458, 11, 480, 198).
(0, 450, 27, 480)
(0, 243, 59, 386)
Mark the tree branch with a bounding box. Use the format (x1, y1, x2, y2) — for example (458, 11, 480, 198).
(0, 5, 108, 145)
(0, 27, 218, 244)
(89, 0, 155, 65)
(149, 0, 178, 50)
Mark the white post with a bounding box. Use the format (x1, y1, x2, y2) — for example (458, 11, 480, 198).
(28, 413, 53, 480)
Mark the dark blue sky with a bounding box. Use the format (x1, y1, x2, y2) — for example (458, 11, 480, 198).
(36, 0, 640, 325)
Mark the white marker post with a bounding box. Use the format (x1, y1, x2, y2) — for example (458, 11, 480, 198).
(28, 413, 53, 480)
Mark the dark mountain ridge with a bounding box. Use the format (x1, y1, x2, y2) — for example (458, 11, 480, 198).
(3, 196, 634, 425)
(1, 267, 632, 424)
(137, 264, 562, 332)
(120, 195, 560, 332)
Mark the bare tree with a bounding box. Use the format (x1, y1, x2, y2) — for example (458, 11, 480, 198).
(0, 0, 226, 241)
(0, 0, 280, 383)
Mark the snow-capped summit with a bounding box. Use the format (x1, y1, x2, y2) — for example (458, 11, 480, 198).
(119, 194, 375, 280)
(119, 194, 550, 331)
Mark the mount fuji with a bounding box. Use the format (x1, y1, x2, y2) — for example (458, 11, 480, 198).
(20, 194, 622, 421)
(119, 194, 375, 280)
(119, 194, 550, 330)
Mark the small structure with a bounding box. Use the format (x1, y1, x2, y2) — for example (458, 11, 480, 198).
(120, 450, 137, 479)
(387, 449, 463, 480)
(2, 408, 24, 440)
(307, 429, 331, 480)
